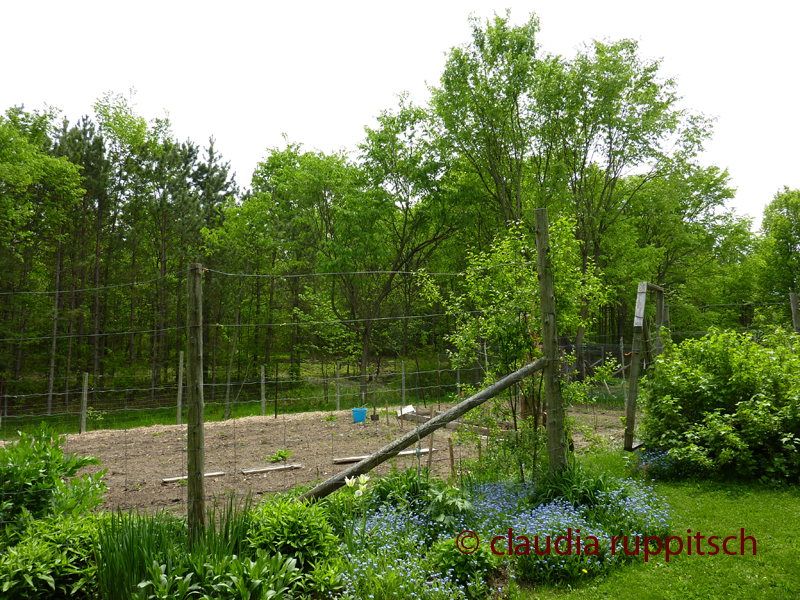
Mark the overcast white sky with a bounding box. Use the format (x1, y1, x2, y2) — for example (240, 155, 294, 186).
(3, 1, 798, 229)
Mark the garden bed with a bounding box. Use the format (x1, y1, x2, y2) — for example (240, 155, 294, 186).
(56, 406, 625, 512)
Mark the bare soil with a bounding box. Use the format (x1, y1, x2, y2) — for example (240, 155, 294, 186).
(56, 405, 625, 513)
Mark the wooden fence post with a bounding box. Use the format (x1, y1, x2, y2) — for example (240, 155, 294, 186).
(80, 372, 88, 434)
(177, 351, 184, 426)
(336, 363, 341, 411)
(534, 208, 567, 473)
(274, 361, 279, 419)
(260, 365, 266, 416)
(625, 282, 647, 451)
(187, 263, 205, 544)
(791, 293, 799, 334)
(401, 360, 406, 405)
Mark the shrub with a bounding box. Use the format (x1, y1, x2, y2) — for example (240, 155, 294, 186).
(641, 329, 800, 481)
(246, 497, 338, 571)
(0, 425, 105, 528)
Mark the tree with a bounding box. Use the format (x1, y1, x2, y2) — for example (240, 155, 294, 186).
(430, 12, 547, 228)
(760, 187, 800, 299)
(320, 100, 459, 397)
(0, 107, 84, 411)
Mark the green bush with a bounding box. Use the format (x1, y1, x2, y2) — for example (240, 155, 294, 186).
(0, 515, 99, 599)
(641, 329, 800, 481)
(246, 497, 338, 572)
(0, 425, 105, 528)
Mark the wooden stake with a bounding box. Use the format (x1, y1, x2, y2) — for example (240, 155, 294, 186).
(415, 353, 425, 407)
(80, 372, 88, 434)
(427, 432, 435, 470)
(241, 463, 302, 475)
(335, 362, 341, 411)
(436, 354, 441, 411)
(164, 471, 223, 484)
(177, 351, 184, 426)
(448, 437, 456, 480)
(401, 360, 406, 405)
(260, 365, 266, 416)
(187, 263, 205, 543)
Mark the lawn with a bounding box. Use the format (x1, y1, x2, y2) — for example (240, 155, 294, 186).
(518, 456, 800, 600)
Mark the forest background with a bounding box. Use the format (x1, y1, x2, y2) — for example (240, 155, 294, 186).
(2, 13, 798, 417)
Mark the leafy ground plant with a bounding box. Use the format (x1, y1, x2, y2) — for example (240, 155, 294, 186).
(267, 449, 292, 463)
(0, 515, 99, 599)
(0, 425, 105, 528)
(247, 496, 338, 572)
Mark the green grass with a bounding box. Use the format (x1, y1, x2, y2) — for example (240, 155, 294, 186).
(1, 351, 467, 440)
(517, 454, 800, 600)
(2, 374, 459, 440)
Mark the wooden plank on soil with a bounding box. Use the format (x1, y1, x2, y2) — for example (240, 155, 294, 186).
(162, 471, 225, 484)
(333, 447, 435, 464)
(241, 463, 303, 475)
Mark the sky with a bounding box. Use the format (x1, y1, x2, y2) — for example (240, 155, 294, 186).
(3, 1, 798, 229)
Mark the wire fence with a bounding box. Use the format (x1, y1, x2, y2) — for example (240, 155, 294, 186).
(2, 267, 797, 527)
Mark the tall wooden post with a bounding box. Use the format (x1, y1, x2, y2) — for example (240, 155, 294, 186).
(177, 351, 184, 426)
(80, 372, 88, 434)
(534, 208, 567, 473)
(791, 293, 800, 334)
(625, 282, 648, 451)
(260, 365, 266, 416)
(186, 263, 205, 543)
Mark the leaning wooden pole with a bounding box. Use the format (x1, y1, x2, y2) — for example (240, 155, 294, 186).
(187, 263, 205, 543)
(791, 293, 799, 334)
(297, 357, 548, 502)
(534, 208, 567, 473)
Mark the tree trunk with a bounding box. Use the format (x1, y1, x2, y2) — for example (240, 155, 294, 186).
(46, 235, 64, 415)
(265, 248, 277, 367)
(224, 296, 242, 420)
(92, 218, 102, 404)
(63, 271, 76, 408)
(359, 326, 372, 400)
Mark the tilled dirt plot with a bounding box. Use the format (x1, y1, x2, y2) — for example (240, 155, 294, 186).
(59, 406, 625, 513)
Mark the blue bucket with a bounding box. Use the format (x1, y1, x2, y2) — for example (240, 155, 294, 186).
(352, 407, 368, 423)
